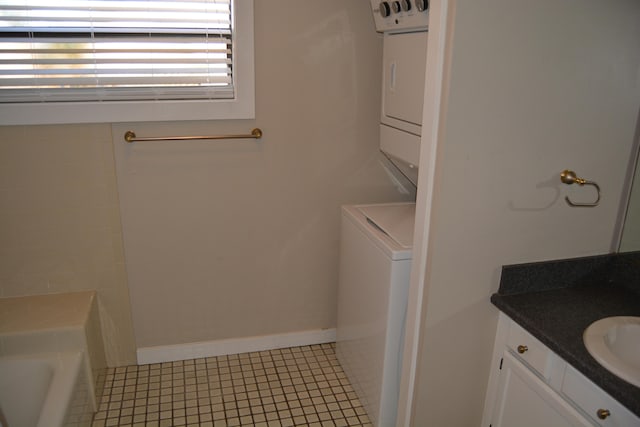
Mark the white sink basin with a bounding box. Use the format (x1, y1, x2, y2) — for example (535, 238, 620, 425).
(583, 316, 640, 388)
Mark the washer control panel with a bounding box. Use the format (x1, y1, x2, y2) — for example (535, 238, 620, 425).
(370, 0, 429, 32)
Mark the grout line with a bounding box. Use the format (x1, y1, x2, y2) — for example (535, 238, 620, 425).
(93, 343, 372, 427)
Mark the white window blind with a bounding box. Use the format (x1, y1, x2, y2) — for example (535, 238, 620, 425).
(0, 0, 235, 103)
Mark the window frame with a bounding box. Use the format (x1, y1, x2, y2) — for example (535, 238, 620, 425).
(0, 0, 255, 125)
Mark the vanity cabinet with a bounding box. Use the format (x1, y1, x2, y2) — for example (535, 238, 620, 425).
(491, 351, 591, 427)
(483, 313, 640, 427)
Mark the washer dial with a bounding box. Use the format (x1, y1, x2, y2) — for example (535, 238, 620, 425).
(415, 0, 429, 12)
(379, 1, 391, 17)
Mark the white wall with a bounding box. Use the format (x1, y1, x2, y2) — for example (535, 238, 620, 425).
(0, 1, 408, 365)
(409, 0, 640, 425)
(112, 1, 410, 350)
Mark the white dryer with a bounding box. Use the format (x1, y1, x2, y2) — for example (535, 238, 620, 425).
(336, 202, 415, 427)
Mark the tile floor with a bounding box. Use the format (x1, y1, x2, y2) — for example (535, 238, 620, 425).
(91, 343, 373, 427)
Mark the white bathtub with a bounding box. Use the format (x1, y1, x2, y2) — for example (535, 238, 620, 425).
(0, 351, 93, 427)
(0, 292, 105, 427)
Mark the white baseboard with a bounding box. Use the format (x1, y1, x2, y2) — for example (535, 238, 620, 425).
(136, 328, 336, 365)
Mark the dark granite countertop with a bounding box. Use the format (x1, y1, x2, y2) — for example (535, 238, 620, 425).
(491, 252, 640, 417)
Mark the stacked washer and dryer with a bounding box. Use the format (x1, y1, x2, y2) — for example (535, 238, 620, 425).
(336, 2, 429, 426)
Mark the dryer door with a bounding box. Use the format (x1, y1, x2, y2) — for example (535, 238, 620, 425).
(382, 31, 428, 131)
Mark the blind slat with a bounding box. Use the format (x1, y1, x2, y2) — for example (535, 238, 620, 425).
(2, 76, 232, 86)
(0, 49, 231, 55)
(0, 68, 232, 77)
(1, 86, 235, 103)
(0, 58, 232, 65)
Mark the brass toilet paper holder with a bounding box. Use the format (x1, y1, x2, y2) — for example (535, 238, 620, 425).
(560, 170, 601, 207)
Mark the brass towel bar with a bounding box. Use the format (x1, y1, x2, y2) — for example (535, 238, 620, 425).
(124, 128, 263, 143)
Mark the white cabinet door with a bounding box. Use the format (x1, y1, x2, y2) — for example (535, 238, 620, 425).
(491, 352, 593, 427)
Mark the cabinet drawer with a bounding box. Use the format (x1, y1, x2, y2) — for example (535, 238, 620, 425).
(561, 364, 640, 427)
(506, 321, 554, 380)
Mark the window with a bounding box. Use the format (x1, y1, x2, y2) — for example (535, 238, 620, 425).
(0, 0, 254, 124)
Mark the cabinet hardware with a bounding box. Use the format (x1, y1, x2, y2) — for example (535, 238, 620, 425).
(597, 409, 611, 420)
(517, 345, 528, 354)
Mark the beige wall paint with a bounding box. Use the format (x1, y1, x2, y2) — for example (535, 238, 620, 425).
(410, 0, 640, 425)
(0, 124, 137, 366)
(112, 1, 409, 349)
(0, 1, 402, 364)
